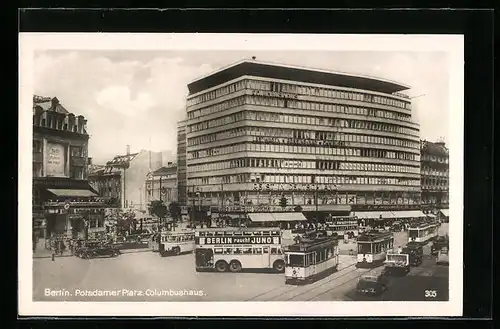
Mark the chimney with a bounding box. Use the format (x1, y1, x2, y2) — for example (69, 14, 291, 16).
(126, 145, 131, 155)
(88, 157, 93, 165)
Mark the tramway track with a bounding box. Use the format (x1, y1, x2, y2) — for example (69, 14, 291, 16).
(283, 265, 363, 301)
(265, 263, 360, 301)
(246, 261, 357, 301)
(303, 265, 385, 301)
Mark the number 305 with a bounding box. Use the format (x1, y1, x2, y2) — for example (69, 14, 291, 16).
(425, 290, 437, 298)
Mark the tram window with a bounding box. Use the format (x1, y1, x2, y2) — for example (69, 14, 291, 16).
(214, 248, 223, 254)
(289, 254, 304, 267)
(254, 248, 262, 254)
(358, 244, 371, 254)
(263, 247, 269, 253)
(242, 248, 252, 254)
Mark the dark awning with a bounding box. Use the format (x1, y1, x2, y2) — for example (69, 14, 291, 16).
(47, 189, 97, 197)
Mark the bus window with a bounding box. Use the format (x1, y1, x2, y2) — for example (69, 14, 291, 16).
(224, 248, 233, 254)
(262, 231, 270, 236)
(289, 254, 304, 267)
(233, 232, 242, 236)
(271, 247, 277, 254)
(263, 247, 269, 253)
(242, 248, 252, 254)
(409, 230, 418, 239)
(243, 231, 252, 236)
(214, 248, 223, 254)
(253, 231, 262, 236)
(234, 248, 242, 254)
(254, 248, 262, 254)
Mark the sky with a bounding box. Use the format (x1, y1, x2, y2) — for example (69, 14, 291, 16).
(33, 50, 449, 165)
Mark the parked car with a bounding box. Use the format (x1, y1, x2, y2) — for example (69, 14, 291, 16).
(78, 241, 120, 259)
(436, 247, 449, 265)
(356, 274, 389, 296)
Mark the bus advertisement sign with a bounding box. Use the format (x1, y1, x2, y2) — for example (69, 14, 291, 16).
(196, 236, 280, 245)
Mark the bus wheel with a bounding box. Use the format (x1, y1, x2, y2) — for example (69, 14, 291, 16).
(215, 260, 228, 272)
(273, 260, 285, 273)
(229, 260, 242, 273)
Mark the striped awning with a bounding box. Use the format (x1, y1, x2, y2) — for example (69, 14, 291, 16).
(391, 210, 427, 218)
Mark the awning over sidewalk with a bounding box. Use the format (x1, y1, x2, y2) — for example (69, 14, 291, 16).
(47, 189, 97, 197)
(248, 212, 307, 223)
(440, 209, 449, 217)
(271, 212, 307, 222)
(353, 211, 395, 220)
(248, 213, 275, 223)
(391, 210, 427, 218)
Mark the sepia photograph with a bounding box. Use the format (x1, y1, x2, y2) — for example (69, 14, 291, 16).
(19, 33, 464, 317)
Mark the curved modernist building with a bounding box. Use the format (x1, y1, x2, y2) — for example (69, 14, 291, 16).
(185, 59, 421, 219)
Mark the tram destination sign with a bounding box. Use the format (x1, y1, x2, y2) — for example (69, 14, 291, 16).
(196, 236, 280, 245)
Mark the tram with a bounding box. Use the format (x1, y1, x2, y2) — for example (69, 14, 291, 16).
(284, 231, 339, 285)
(356, 230, 394, 268)
(325, 215, 359, 238)
(159, 229, 195, 256)
(408, 219, 439, 244)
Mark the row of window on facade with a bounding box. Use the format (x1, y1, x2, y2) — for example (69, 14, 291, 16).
(421, 178, 449, 187)
(188, 93, 413, 124)
(188, 142, 419, 162)
(421, 169, 450, 177)
(186, 79, 410, 111)
(33, 140, 85, 157)
(33, 113, 86, 134)
(192, 193, 422, 208)
(421, 154, 449, 163)
(188, 173, 420, 187)
(188, 126, 421, 150)
(32, 163, 85, 179)
(188, 157, 421, 175)
(188, 109, 419, 138)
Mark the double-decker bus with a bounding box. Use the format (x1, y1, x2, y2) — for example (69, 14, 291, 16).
(356, 230, 394, 268)
(158, 229, 195, 257)
(325, 215, 359, 238)
(194, 227, 284, 273)
(284, 232, 339, 285)
(408, 219, 439, 244)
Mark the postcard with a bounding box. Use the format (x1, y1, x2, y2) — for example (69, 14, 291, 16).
(19, 33, 464, 317)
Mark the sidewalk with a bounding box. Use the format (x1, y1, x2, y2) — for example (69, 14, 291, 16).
(33, 239, 73, 259)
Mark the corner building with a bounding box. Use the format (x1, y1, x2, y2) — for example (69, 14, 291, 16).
(185, 60, 421, 219)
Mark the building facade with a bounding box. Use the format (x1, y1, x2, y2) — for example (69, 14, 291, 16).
(145, 162, 178, 208)
(420, 140, 449, 211)
(185, 60, 421, 218)
(88, 148, 164, 210)
(177, 120, 188, 207)
(32, 95, 106, 240)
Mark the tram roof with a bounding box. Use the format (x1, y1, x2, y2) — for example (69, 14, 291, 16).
(408, 220, 439, 229)
(357, 230, 394, 242)
(286, 236, 337, 252)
